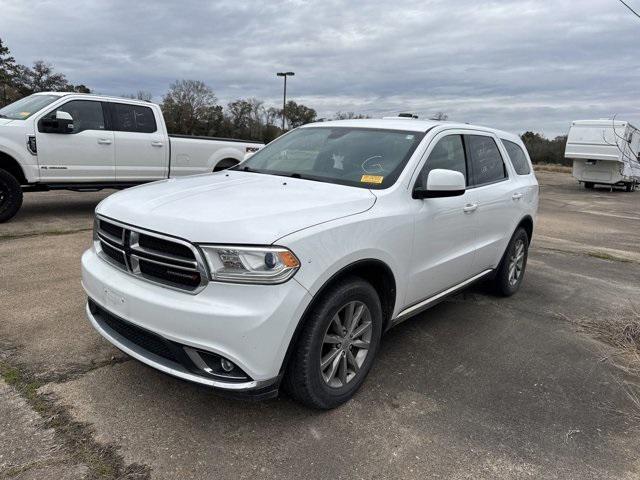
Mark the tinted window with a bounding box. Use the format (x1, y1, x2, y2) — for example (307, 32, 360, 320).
(417, 135, 466, 188)
(237, 127, 425, 189)
(46, 100, 105, 133)
(466, 135, 506, 186)
(502, 139, 531, 175)
(112, 103, 157, 133)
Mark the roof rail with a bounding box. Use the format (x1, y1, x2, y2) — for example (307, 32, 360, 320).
(382, 113, 419, 120)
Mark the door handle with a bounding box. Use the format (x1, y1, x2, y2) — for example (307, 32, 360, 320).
(97, 138, 112, 145)
(463, 203, 478, 213)
(512, 192, 524, 200)
(151, 141, 164, 147)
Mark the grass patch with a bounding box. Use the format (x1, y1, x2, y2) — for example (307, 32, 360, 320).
(587, 251, 632, 263)
(533, 163, 572, 173)
(581, 310, 640, 420)
(0, 360, 150, 479)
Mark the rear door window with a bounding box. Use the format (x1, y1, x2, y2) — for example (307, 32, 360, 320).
(502, 139, 531, 175)
(111, 103, 157, 133)
(465, 135, 507, 186)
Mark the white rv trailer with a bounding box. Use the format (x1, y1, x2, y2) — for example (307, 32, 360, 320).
(565, 120, 640, 191)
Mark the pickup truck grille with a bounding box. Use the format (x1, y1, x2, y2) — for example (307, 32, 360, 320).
(95, 216, 208, 293)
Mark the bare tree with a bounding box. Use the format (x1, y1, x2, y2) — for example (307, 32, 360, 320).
(618, 0, 640, 19)
(601, 115, 640, 162)
(161, 80, 220, 135)
(333, 111, 371, 120)
(21, 60, 69, 92)
(121, 90, 153, 101)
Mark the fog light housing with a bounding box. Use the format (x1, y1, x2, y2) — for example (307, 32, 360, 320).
(183, 347, 250, 382)
(220, 358, 234, 372)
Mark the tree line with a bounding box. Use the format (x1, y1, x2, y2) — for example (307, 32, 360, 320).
(520, 132, 569, 165)
(1, 37, 569, 160)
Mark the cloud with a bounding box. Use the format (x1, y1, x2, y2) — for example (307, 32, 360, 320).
(2, 0, 639, 136)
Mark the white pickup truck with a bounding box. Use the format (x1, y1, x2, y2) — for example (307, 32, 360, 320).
(0, 92, 264, 222)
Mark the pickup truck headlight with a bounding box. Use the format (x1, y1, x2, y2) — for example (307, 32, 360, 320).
(199, 245, 300, 284)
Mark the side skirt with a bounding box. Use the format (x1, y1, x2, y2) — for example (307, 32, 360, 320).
(389, 269, 493, 329)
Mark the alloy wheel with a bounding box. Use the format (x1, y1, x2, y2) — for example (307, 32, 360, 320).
(320, 301, 372, 388)
(508, 239, 525, 286)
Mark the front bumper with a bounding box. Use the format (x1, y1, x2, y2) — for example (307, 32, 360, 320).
(81, 247, 312, 395)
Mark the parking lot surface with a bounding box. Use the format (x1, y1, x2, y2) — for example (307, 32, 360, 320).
(1, 172, 639, 479)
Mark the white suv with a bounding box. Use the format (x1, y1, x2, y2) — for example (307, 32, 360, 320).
(82, 118, 538, 409)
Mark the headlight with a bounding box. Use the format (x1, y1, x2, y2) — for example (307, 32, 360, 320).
(199, 245, 300, 284)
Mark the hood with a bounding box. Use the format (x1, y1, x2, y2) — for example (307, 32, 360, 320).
(0, 118, 15, 126)
(97, 171, 377, 244)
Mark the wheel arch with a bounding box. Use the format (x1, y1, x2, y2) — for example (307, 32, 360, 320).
(206, 147, 243, 172)
(213, 157, 240, 172)
(0, 150, 27, 184)
(278, 258, 397, 375)
(516, 215, 534, 244)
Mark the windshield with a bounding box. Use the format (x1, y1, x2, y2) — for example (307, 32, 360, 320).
(235, 127, 425, 189)
(0, 94, 59, 120)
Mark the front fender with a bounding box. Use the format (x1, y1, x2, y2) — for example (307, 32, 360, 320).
(277, 210, 414, 319)
(0, 141, 37, 183)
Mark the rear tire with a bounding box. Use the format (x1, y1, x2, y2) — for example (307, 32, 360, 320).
(493, 228, 529, 297)
(584, 182, 594, 189)
(283, 276, 383, 409)
(0, 169, 23, 223)
(626, 182, 634, 192)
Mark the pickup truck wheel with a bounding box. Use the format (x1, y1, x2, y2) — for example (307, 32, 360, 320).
(284, 277, 382, 409)
(584, 182, 594, 189)
(493, 227, 529, 297)
(0, 169, 23, 223)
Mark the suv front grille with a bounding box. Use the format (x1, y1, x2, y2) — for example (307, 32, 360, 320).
(94, 216, 208, 293)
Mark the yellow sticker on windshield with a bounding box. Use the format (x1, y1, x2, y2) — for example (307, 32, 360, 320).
(361, 175, 384, 184)
(19, 112, 30, 117)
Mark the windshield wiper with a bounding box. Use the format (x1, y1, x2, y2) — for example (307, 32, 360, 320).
(0, 114, 7, 118)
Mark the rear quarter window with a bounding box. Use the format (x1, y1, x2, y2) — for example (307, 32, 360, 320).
(502, 140, 531, 175)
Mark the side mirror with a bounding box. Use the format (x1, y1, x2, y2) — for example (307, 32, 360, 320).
(413, 169, 465, 199)
(38, 111, 74, 134)
(56, 110, 73, 121)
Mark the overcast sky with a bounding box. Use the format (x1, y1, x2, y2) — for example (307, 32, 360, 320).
(1, 0, 639, 136)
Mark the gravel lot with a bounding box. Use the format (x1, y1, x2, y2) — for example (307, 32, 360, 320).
(1, 172, 639, 479)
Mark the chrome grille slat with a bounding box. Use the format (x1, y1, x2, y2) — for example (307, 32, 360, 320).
(129, 231, 198, 267)
(98, 230, 124, 246)
(131, 254, 200, 272)
(94, 216, 209, 294)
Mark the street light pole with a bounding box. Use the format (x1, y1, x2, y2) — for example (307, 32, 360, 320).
(276, 71, 295, 130)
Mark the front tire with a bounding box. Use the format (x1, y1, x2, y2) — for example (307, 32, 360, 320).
(493, 227, 529, 297)
(284, 277, 383, 409)
(0, 169, 23, 223)
(584, 182, 594, 189)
